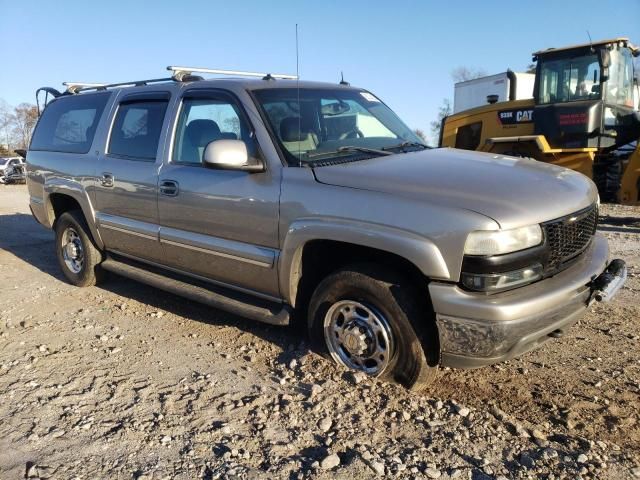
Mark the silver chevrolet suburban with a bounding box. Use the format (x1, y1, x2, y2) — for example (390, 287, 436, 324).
(26, 67, 627, 390)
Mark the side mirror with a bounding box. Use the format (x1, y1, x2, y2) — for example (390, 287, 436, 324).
(203, 139, 264, 172)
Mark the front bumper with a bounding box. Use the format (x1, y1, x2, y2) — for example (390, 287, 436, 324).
(430, 234, 626, 368)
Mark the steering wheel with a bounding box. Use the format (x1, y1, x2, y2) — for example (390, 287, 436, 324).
(339, 127, 364, 140)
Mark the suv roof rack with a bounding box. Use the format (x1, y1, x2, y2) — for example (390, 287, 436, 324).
(62, 82, 107, 94)
(61, 66, 298, 95)
(167, 65, 298, 81)
(63, 77, 174, 94)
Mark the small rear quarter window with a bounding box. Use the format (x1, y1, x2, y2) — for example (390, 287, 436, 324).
(30, 93, 110, 154)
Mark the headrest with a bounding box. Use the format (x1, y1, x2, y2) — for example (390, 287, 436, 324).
(280, 117, 304, 142)
(185, 119, 221, 145)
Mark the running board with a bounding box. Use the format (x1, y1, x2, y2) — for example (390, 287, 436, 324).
(101, 257, 290, 326)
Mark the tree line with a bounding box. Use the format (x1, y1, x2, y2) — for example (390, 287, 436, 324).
(0, 99, 39, 156)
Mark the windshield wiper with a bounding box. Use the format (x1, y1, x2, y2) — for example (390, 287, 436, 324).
(307, 145, 393, 160)
(382, 141, 431, 152)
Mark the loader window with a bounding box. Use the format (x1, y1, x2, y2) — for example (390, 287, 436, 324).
(538, 53, 601, 104)
(454, 122, 482, 150)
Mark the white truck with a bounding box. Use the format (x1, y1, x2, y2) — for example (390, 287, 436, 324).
(453, 70, 535, 113)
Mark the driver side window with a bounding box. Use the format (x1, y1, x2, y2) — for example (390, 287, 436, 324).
(173, 96, 251, 165)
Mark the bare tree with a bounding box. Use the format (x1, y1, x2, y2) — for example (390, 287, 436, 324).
(224, 117, 241, 136)
(427, 67, 487, 146)
(451, 66, 487, 83)
(413, 128, 427, 142)
(0, 99, 13, 153)
(11, 103, 39, 149)
(430, 99, 452, 146)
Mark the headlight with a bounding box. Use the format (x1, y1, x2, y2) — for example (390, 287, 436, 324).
(464, 225, 543, 256)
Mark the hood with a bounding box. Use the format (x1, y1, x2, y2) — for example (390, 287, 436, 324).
(312, 148, 598, 229)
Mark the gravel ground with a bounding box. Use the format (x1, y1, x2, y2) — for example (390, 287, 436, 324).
(0, 183, 639, 480)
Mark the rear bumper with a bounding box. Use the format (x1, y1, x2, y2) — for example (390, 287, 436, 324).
(429, 233, 620, 368)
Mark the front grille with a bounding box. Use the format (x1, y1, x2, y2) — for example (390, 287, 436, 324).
(543, 204, 598, 273)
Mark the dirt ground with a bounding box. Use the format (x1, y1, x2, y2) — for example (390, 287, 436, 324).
(1, 183, 638, 480)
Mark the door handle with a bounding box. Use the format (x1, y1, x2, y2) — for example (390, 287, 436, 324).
(159, 180, 179, 196)
(101, 173, 114, 187)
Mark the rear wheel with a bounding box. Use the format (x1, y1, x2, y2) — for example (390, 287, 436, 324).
(307, 264, 438, 390)
(55, 211, 104, 287)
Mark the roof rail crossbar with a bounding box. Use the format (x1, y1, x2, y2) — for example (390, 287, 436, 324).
(63, 77, 174, 94)
(63, 82, 107, 94)
(167, 65, 298, 81)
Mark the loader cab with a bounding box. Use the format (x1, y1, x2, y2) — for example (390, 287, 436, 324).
(533, 38, 639, 150)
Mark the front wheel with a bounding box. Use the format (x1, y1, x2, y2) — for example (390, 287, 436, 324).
(54, 211, 104, 287)
(307, 264, 438, 390)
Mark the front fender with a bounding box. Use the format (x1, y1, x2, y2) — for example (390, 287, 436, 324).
(279, 218, 450, 305)
(43, 178, 105, 249)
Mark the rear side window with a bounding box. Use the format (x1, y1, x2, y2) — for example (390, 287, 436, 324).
(30, 93, 110, 153)
(108, 100, 168, 160)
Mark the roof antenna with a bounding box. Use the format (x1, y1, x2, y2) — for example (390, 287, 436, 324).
(339, 71, 350, 86)
(296, 23, 302, 167)
(587, 30, 595, 53)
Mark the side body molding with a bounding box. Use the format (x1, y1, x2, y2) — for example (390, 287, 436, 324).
(279, 218, 450, 305)
(43, 178, 105, 249)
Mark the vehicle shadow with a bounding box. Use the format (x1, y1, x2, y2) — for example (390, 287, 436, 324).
(599, 215, 640, 227)
(597, 225, 640, 234)
(598, 215, 640, 234)
(102, 273, 303, 350)
(0, 213, 62, 280)
(0, 212, 304, 357)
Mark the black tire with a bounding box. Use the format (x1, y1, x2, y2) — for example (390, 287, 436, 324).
(307, 263, 438, 390)
(54, 210, 104, 287)
(593, 158, 622, 203)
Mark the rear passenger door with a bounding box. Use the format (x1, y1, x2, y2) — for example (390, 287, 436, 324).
(93, 91, 171, 263)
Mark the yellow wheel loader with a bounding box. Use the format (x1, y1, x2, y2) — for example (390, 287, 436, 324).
(440, 38, 640, 204)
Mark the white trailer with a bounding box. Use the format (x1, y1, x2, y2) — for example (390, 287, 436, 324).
(453, 70, 535, 113)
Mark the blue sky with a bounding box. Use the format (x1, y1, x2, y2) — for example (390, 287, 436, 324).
(1, 0, 638, 143)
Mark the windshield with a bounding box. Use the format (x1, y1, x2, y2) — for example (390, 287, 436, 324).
(538, 53, 601, 104)
(253, 88, 424, 165)
(606, 47, 635, 107)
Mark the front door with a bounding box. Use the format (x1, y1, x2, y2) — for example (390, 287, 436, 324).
(157, 89, 281, 298)
(94, 91, 171, 263)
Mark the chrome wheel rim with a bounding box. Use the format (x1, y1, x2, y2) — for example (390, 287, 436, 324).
(61, 227, 84, 274)
(323, 300, 395, 377)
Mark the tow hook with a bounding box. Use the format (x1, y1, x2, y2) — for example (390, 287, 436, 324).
(590, 259, 627, 302)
